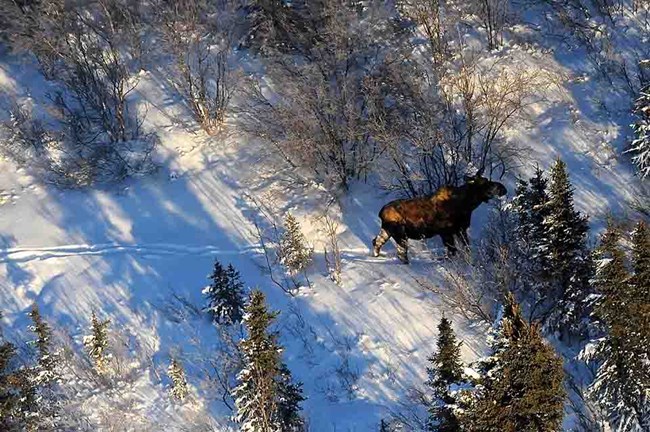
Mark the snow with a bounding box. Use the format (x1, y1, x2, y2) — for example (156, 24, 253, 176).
(0, 8, 647, 429)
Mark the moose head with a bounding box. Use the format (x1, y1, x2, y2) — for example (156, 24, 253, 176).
(463, 168, 507, 203)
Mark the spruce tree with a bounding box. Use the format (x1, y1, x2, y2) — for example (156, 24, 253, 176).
(168, 358, 189, 401)
(630, 84, 650, 178)
(630, 221, 650, 354)
(233, 290, 305, 431)
(426, 316, 464, 432)
(587, 222, 650, 431)
(0, 312, 33, 431)
(278, 213, 313, 276)
(543, 158, 592, 336)
(464, 293, 566, 432)
(27, 304, 61, 431)
(28, 304, 57, 386)
(83, 311, 110, 373)
(510, 167, 554, 319)
(274, 363, 306, 431)
(512, 166, 550, 262)
(203, 260, 246, 326)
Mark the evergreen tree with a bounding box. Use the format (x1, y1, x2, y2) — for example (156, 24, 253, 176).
(0, 312, 33, 431)
(274, 363, 306, 431)
(543, 158, 592, 336)
(630, 221, 650, 354)
(629, 84, 650, 178)
(233, 290, 305, 431)
(426, 316, 463, 432)
(28, 304, 57, 386)
(278, 213, 313, 276)
(510, 167, 555, 319)
(464, 293, 566, 432)
(512, 166, 550, 263)
(203, 260, 246, 326)
(83, 311, 110, 373)
(26, 304, 61, 431)
(587, 222, 650, 431)
(167, 358, 189, 401)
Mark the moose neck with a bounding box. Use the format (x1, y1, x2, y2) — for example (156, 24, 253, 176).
(458, 184, 487, 211)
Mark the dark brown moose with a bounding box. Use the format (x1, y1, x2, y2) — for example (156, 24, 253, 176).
(372, 172, 507, 263)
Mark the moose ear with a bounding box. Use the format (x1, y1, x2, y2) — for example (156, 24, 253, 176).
(476, 167, 485, 177)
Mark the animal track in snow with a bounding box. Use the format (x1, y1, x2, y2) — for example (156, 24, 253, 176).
(0, 243, 263, 263)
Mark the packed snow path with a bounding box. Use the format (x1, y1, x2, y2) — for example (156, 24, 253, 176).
(0, 243, 431, 264)
(0, 243, 265, 263)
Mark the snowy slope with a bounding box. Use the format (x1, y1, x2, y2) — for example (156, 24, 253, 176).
(0, 18, 645, 430)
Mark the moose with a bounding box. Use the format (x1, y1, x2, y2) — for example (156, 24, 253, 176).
(372, 171, 507, 263)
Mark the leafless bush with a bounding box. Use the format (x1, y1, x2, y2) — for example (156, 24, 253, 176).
(538, 0, 650, 94)
(417, 250, 500, 324)
(240, 0, 323, 55)
(0, 100, 57, 165)
(386, 387, 430, 431)
(322, 215, 343, 286)
(205, 327, 243, 411)
(369, 53, 548, 196)
(397, 0, 447, 64)
(0, 0, 157, 186)
(237, 1, 397, 191)
(469, 0, 510, 49)
(318, 328, 361, 401)
(157, 0, 244, 134)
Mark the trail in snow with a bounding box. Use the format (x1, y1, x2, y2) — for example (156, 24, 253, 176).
(0, 243, 423, 264)
(0, 243, 265, 263)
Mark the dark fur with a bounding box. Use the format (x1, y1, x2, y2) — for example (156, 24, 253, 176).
(372, 175, 507, 263)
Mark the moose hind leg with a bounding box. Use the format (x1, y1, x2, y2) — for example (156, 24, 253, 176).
(372, 228, 391, 257)
(440, 233, 457, 256)
(395, 236, 409, 264)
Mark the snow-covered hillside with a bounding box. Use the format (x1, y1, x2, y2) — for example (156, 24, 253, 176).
(0, 1, 648, 430)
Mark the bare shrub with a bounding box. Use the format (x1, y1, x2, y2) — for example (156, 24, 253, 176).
(0, 0, 157, 186)
(157, 0, 243, 134)
(284, 302, 320, 365)
(321, 327, 360, 401)
(417, 249, 501, 324)
(470, 0, 510, 49)
(397, 0, 447, 64)
(0, 100, 58, 165)
(386, 387, 430, 431)
(237, 1, 397, 191)
(204, 327, 243, 411)
(416, 203, 537, 323)
(320, 214, 343, 285)
(369, 52, 551, 196)
(240, 0, 323, 55)
(537, 0, 650, 94)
